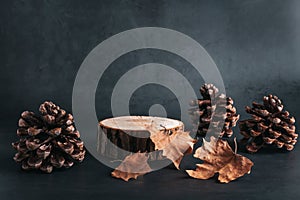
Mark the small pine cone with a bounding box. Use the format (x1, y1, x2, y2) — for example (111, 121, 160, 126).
(189, 83, 240, 138)
(12, 101, 86, 173)
(239, 94, 298, 153)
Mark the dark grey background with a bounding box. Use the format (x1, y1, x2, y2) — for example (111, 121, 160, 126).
(1, 0, 300, 200)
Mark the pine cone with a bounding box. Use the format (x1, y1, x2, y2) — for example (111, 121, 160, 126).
(189, 84, 240, 138)
(239, 94, 298, 153)
(12, 101, 86, 173)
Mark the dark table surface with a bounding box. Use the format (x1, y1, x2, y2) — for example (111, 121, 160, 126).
(1, 122, 300, 200)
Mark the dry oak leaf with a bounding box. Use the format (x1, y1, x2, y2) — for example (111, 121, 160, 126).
(111, 152, 152, 181)
(186, 136, 253, 183)
(145, 123, 197, 169)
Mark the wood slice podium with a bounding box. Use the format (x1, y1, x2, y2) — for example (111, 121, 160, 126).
(97, 116, 184, 160)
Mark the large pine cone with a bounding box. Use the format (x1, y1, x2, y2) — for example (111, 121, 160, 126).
(189, 84, 240, 138)
(12, 101, 85, 173)
(239, 95, 298, 153)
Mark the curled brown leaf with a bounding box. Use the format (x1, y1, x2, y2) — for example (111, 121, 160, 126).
(145, 123, 196, 169)
(186, 136, 253, 183)
(111, 152, 152, 181)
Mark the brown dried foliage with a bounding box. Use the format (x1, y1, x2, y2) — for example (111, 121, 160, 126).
(111, 152, 152, 181)
(186, 136, 253, 183)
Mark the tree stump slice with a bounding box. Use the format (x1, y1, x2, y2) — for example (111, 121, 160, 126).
(97, 116, 184, 160)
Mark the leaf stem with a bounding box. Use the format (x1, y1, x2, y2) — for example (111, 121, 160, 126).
(234, 137, 237, 154)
